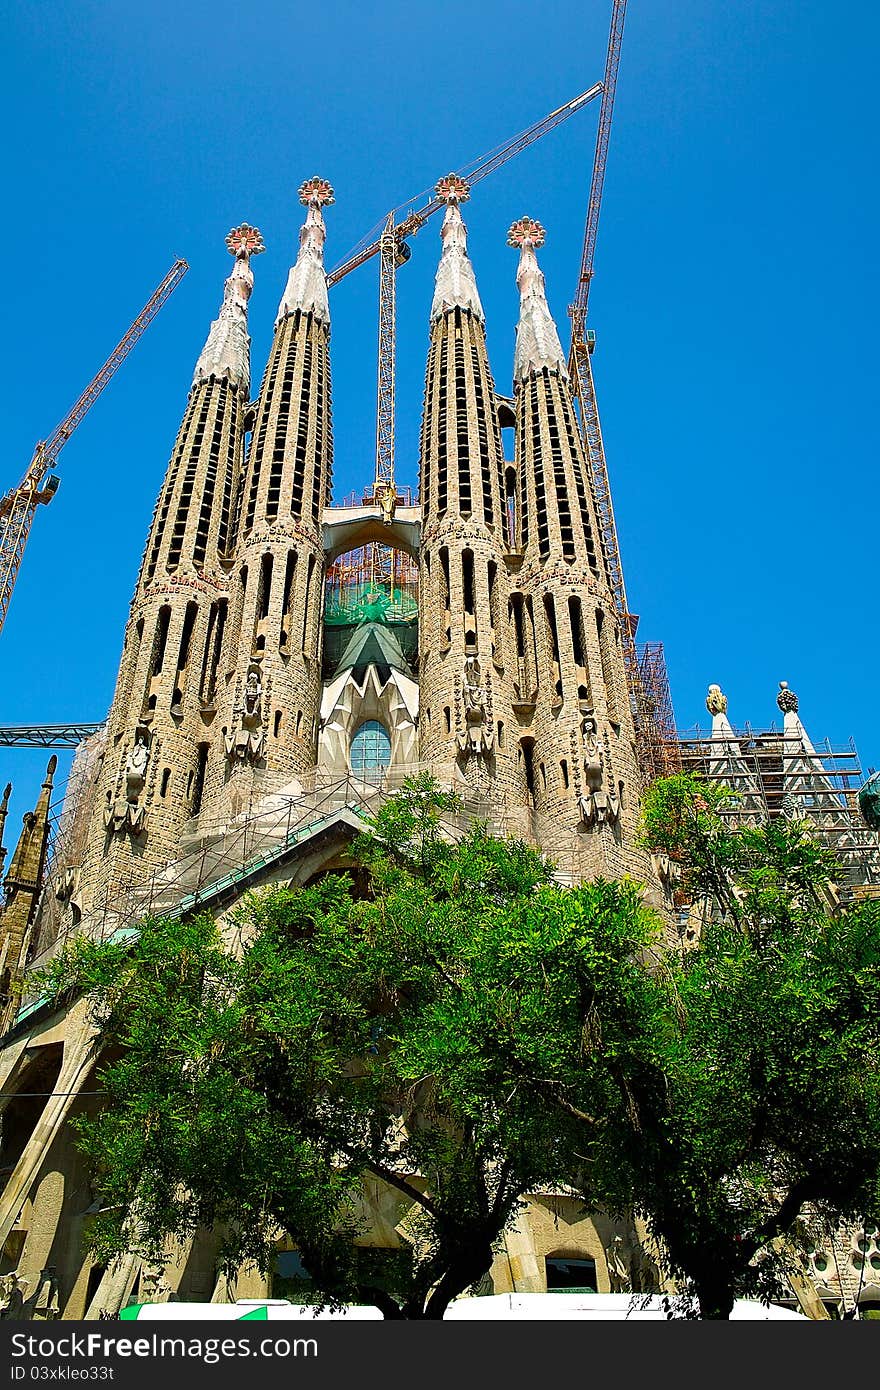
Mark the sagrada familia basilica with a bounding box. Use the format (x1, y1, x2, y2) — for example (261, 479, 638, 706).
(0, 174, 878, 1319)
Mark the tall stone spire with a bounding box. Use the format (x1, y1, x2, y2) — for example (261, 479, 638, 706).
(430, 174, 484, 323)
(0, 757, 55, 1026)
(276, 176, 333, 325)
(509, 217, 567, 381)
(506, 217, 643, 878)
(0, 782, 11, 878)
(76, 228, 263, 918)
(417, 177, 522, 808)
(209, 178, 336, 806)
(193, 223, 265, 395)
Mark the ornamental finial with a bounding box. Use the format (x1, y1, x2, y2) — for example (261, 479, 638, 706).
(507, 216, 546, 250)
(777, 681, 799, 714)
(706, 684, 727, 716)
(298, 176, 335, 209)
(225, 224, 266, 259)
(435, 173, 471, 206)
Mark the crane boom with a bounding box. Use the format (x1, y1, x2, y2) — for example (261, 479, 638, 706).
(571, 2, 627, 336)
(327, 83, 603, 290)
(328, 82, 603, 503)
(0, 259, 188, 636)
(0, 722, 103, 748)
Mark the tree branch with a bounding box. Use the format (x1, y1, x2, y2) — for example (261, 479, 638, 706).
(336, 1144, 441, 1220)
(746, 1176, 816, 1259)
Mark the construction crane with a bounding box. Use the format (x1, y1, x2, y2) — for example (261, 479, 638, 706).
(327, 83, 604, 510)
(568, 0, 627, 609)
(0, 723, 104, 749)
(567, 0, 678, 782)
(0, 259, 189, 637)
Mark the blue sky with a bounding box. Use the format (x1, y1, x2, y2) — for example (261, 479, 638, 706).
(1, 0, 877, 839)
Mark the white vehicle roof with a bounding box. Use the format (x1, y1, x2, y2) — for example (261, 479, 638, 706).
(120, 1293, 806, 1321)
(445, 1294, 806, 1320)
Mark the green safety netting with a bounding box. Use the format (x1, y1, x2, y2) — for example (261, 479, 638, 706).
(858, 770, 880, 831)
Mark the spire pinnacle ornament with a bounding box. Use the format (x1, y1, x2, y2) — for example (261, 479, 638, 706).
(435, 173, 471, 206)
(225, 223, 266, 258)
(777, 681, 799, 714)
(706, 683, 728, 716)
(430, 175, 483, 323)
(509, 216, 566, 380)
(298, 176, 335, 208)
(507, 216, 546, 249)
(192, 223, 264, 393)
(277, 177, 334, 326)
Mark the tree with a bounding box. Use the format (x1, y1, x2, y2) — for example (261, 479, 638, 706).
(37, 777, 664, 1319)
(543, 774, 880, 1318)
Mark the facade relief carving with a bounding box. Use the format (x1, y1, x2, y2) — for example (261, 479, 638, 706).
(577, 712, 619, 827)
(225, 664, 269, 762)
(457, 656, 494, 758)
(104, 726, 151, 836)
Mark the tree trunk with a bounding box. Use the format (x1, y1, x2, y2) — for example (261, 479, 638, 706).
(694, 1276, 735, 1320)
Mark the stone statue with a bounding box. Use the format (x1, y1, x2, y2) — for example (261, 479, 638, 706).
(377, 481, 396, 525)
(578, 713, 620, 826)
(124, 730, 150, 798)
(225, 666, 266, 762)
(777, 680, 799, 714)
(105, 728, 150, 835)
(457, 656, 493, 757)
(604, 1236, 631, 1293)
(242, 667, 262, 727)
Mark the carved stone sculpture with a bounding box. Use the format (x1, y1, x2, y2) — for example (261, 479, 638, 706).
(225, 665, 267, 761)
(104, 728, 150, 835)
(457, 656, 493, 757)
(242, 667, 262, 727)
(578, 713, 619, 826)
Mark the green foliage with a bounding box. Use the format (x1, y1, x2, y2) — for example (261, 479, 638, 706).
(619, 776, 880, 1317)
(36, 778, 666, 1318)
(36, 773, 880, 1320)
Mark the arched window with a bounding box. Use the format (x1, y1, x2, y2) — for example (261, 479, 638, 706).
(350, 720, 391, 779)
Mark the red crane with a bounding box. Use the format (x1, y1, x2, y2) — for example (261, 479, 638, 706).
(0, 259, 189, 636)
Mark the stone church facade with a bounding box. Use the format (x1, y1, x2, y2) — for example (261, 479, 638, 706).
(0, 177, 871, 1318)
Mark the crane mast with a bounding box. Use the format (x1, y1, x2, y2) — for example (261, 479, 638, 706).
(568, 1, 677, 781)
(0, 258, 188, 636)
(328, 83, 604, 506)
(569, 0, 628, 612)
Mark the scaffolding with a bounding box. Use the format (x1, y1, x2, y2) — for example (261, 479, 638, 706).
(17, 768, 520, 1009)
(673, 722, 880, 890)
(635, 641, 681, 782)
(324, 544, 419, 627)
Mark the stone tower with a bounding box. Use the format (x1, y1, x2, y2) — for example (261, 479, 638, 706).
(206, 178, 335, 817)
(0, 758, 55, 1027)
(77, 224, 264, 915)
(417, 176, 524, 809)
(506, 216, 642, 874)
